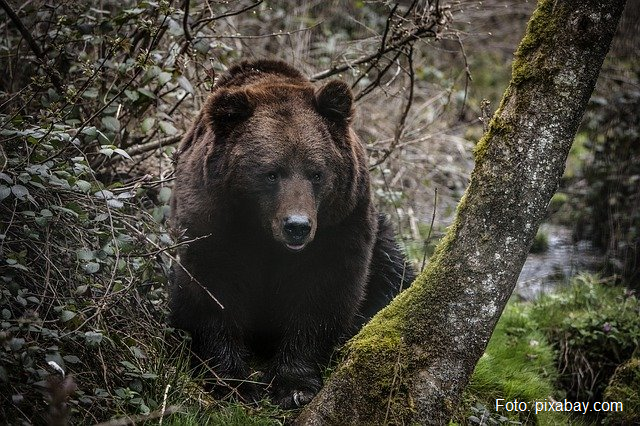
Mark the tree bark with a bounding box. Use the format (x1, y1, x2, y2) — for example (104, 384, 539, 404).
(296, 1, 627, 424)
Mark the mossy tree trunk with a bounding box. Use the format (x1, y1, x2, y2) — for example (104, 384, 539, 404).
(296, 1, 626, 424)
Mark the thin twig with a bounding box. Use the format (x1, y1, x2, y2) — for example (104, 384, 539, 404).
(200, 23, 321, 40)
(369, 47, 415, 168)
(139, 233, 211, 257)
(193, 0, 264, 29)
(310, 7, 447, 82)
(456, 32, 473, 120)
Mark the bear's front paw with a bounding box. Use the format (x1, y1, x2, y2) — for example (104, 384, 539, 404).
(272, 388, 317, 409)
(266, 365, 321, 409)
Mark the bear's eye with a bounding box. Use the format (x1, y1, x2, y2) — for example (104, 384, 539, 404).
(311, 172, 322, 184)
(267, 172, 278, 183)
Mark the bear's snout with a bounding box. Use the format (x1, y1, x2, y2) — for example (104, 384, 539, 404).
(282, 214, 312, 251)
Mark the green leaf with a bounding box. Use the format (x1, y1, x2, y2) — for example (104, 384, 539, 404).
(157, 71, 172, 85)
(107, 199, 124, 209)
(158, 187, 172, 204)
(11, 184, 29, 200)
(0, 185, 10, 201)
(60, 310, 77, 322)
(124, 90, 139, 102)
(74, 180, 92, 192)
(81, 126, 97, 137)
(94, 213, 109, 221)
(83, 262, 100, 274)
(84, 331, 103, 346)
(76, 249, 95, 261)
(0, 173, 12, 183)
(99, 147, 114, 157)
(82, 88, 99, 99)
(137, 88, 155, 99)
(113, 148, 131, 160)
(94, 189, 113, 199)
(120, 360, 138, 371)
(101, 116, 120, 132)
(159, 121, 177, 135)
(177, 75, 194, 94)
(63, 355, 81, 364)
(140, 117, 155, 134)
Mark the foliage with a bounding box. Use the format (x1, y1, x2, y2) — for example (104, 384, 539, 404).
(530, 274, 640, 404)
(1, 1, 206, 422)
(0, 105, 193, 423)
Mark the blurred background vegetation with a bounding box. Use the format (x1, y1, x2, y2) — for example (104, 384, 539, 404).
(0, 0, 638, 424)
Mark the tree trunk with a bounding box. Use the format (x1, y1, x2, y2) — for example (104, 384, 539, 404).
(296, 1, 627, 424)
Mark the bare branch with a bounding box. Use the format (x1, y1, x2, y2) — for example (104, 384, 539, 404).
(127, 135, 182, 157)
(193, 0, 264, 30)
(311, 3, 450, 82)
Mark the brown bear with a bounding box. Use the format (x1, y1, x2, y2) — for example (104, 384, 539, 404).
(169, 59, 414, 408)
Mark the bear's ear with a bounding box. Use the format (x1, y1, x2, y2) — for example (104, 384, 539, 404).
(206, 89, 254, 129)
(315, 80, 353, 122)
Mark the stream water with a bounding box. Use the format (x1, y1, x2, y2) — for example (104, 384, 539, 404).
(515, 224, 603, 300)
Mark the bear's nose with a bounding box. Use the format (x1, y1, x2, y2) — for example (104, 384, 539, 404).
(283, 215, 311, 242)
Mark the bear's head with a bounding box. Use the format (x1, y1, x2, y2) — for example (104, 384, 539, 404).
(202, 78, 367, 252)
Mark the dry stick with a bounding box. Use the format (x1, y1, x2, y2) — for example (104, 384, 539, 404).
(384, 347, 404, 425)
(203, 23, 322, 40)
(456, 32, 473, 120)
(125, 135, 182, 157)
(0, 0, 63, 91)
(420, 187, 438, 272)
(379, 3, 400, 57)
(158, 384, 171, 426)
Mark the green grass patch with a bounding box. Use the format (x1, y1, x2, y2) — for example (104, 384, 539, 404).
(461, 302, 571, 425)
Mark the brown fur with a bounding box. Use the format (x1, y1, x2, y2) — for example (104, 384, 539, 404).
(169, 60, 413, 408)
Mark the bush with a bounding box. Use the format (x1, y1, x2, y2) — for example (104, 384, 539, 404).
(530, 274, 640, 403)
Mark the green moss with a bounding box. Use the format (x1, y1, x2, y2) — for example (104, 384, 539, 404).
(473, 114, 513, 161)
(603, 358, 640, 424)
(512, 0, 558, 86)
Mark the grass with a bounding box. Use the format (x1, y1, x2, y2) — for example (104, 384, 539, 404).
(462, 302, 571, 425)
